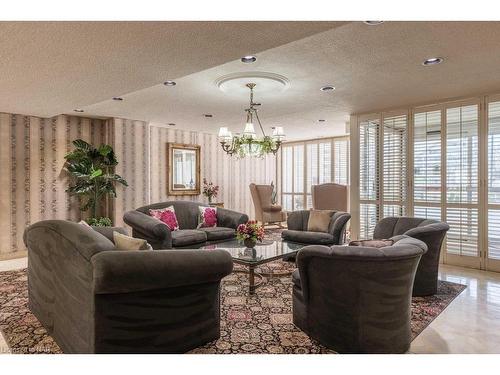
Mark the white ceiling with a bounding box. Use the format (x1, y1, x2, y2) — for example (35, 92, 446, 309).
(2, 21, 500, 140)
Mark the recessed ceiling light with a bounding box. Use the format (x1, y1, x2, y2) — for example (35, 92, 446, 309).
(364, 21, 384, 25)
(241, 55, 257, 63)
(320, 85, 336, 92)
(73, 109, 84, 113)
(167, 123, 176, 126)
(112, 97, 123, 101)
(318, 119, 326, 123)
(163, 80, 177, 86)
(422, 57, 444, 66)
(203, 114, 213, 118)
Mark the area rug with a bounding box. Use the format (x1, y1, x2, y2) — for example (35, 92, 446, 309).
(0, 264, 466, 354)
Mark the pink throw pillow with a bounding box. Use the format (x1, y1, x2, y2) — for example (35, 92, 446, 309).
(149, 206, 179, 231)
(198, 206, 218, 228)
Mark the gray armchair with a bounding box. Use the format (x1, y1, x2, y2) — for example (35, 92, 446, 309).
(292, 237, 427, 353)
(124, 201, 248, 249)
(281, 210, 351, 245)
(24, 220, 233, 353)
(373, 216, 450, 296)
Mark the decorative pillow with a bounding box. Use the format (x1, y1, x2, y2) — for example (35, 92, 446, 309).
(307, 210, 334, 233)
(113, 231, 151, 250)
(79, 220, 91, 228)
(198, 206, 218, 228)
(349, 239, 394, 248)
(149, 206, 179, 231)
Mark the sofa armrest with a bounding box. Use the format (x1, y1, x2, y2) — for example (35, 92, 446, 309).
(123, 210, 171, 243)
(217, 208, 249, 229)
(328, 211, 351, 244)
(91, 249, 233, 294)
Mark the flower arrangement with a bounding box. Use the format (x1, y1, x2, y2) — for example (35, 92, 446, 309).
(236, 220, 265, 248)
(202, 178, 219, 204)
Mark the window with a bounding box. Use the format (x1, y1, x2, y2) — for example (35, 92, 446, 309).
(281, 136, 349, 211)
(488, 100, 500, 261)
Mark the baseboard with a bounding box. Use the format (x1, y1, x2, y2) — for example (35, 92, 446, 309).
(0, 251, 27, 261)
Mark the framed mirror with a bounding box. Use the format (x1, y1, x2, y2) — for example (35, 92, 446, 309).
(167, 143, 201, 195)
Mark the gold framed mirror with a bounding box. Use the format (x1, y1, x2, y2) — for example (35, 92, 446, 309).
(167, 143, 201, 196)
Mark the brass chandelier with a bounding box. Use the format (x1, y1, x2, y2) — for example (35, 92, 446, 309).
(218, 83, 285, 158)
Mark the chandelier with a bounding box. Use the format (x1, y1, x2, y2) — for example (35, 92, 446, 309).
(218, 83, 285, 158)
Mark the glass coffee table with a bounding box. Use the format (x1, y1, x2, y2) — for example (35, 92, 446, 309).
(201, 239, 305, 294)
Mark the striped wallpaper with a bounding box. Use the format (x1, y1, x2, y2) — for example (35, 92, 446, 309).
(0, 113, 107, 258)
(0, 114, 277, 257)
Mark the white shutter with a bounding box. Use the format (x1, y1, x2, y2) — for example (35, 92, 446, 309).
(281, 145, 293, 211)
(487, 100, 500, 260)
(382, 114, 407, 216)
(445, 104, 479, 257)
(334, 139, 349, 185)
(319, 142, 332, 184)
(414, 110, 442, 204)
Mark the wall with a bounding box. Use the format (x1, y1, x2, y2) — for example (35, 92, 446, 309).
(0, 114, 277, 257)
(0, 113, 107, 258)
(112, 120, 277, 226)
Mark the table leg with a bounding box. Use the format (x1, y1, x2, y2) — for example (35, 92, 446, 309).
(249, 265, 256, 295)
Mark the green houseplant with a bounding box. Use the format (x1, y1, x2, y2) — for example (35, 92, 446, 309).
(64, 139, 128, 226)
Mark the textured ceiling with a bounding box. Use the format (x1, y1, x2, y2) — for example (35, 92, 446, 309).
(2, 21, 500, 140)
(0, 21, 341, 117)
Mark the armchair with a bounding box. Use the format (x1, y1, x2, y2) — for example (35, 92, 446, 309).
(24, 220, 233, 353)
(373, 216, 450, 296)
(312, 183, 349, 211)
(124, 201, 248, 249)
(282, 210, 351, 245)
(292, 237, 427, 353)
(249, 183, 286, 226)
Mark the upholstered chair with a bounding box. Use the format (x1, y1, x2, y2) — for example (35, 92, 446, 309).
(373, 216, 450, 296)
(249, 183, 286, 226)
(124, 201, 248, 249)
(292, 237, 427, 353)
(311, 183, 349, 211)
(282, 210, 351, 245)
(24, 220, 233, 353)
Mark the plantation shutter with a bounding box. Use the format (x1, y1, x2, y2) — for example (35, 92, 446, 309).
(488, 100, 500, 260)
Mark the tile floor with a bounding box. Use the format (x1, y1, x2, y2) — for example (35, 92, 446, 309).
(1, 258, 499, 354)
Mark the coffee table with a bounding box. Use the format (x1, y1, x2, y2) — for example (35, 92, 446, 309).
(201, 238, 305, 294)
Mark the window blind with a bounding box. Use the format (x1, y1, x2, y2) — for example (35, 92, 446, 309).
(334, 139, 349, 185)
(488, 101, 500, 260)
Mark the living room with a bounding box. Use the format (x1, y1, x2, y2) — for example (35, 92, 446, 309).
(2, 0, 500, 373)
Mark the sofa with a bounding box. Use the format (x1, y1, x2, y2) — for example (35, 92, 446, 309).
(249, 183, 287, 226)
(373, 216, 450, 296)
(123, 201, 248, 249)
(24, 220, 233, 353)
(281, 210, 351, 245)
(292, 236, 427, 353)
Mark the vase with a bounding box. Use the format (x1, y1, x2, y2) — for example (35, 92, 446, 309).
(208, 196, 212, 204)
(244, 238, 257, 248)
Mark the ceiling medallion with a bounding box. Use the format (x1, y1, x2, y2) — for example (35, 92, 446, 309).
(218, 83, 285, 158)
(215, 71, 290, 94)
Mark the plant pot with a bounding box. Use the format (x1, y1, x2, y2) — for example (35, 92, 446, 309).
(244, 238, 257, 249)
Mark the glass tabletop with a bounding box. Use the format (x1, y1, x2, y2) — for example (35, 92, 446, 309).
(200, 238, 305, 265)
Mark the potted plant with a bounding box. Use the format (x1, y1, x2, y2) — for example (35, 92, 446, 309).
(64, 139, 128, 226)
(202, 178, 219, 204)
(236, 221, 265, 248)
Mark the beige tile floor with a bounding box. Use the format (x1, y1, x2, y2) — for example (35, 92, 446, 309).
(0, 258, 499, 354)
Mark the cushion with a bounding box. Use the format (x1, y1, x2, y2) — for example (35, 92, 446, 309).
(349, 239, 394, 248)
(307, 210, 334, 233)
(171, 229, 207, 247)
(113, 231, 150, 250)
(198, 227, 235, 241)
(281, 229, 335, 245)
(198, 206, 218, 228)
(149, 206, 179, 231)
(79, 220, 91, 228)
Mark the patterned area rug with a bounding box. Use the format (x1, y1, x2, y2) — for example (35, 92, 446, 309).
(0, 263, 466, 354)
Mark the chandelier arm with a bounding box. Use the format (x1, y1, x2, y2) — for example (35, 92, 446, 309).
(254, 110, 266, 137)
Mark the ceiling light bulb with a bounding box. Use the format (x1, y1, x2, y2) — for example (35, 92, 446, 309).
(320, 85, 336, 92)
(318, 119, 326, 123)
(163, 80, 177, 86)
(422, 57, 444, 66)
(364, 21, 384, 25)
(241, 55, 257, 63)
(168, 123, 176, 126)
(112, 97, 123, 101)
(73, 109, 84, 113)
